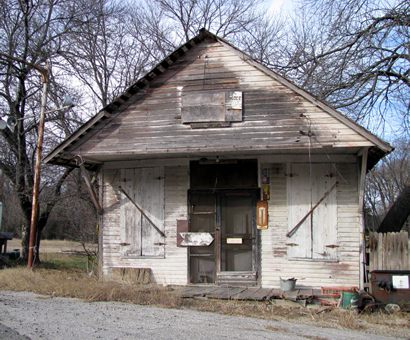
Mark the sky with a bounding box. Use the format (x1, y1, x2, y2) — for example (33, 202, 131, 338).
(265, 0, 295, 14)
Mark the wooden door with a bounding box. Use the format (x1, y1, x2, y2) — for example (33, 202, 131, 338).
(120, 167, 165, 257)
(188, 192, 216, 284)
(188, 190, 258, 284)
(220, 192, 256, 272)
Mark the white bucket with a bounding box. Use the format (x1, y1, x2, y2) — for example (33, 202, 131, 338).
(280, 277, 297, 291)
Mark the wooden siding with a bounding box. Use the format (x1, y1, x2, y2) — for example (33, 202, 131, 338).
(71, 39, 372, 159)
(261, 162, 360, 288)
(102, 156, 360, 288)
(102, 165, 189, 285)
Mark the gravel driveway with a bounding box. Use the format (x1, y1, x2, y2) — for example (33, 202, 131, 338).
(0, 291, 402, 340)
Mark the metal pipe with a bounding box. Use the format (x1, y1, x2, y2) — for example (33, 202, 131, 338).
(27, 67, 48, 268)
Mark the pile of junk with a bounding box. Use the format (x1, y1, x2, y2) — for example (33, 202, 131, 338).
(279, 274, 410, 313)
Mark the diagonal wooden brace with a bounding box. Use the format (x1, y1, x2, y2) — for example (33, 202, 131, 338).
(118, 186, 166, 238)
(286, 181, 338, 238)
(79, 163, 103, 215)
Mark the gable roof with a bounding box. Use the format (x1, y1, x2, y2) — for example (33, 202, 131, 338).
(45, 28, 392, 169)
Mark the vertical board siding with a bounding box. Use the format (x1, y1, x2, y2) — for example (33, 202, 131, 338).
(287, 163, 312, 258)
(261, 162, 360, 288)
(369, 232, 410, 271)
(287, 164, 338, 260)
(119, 168, 141, 256)
(102, 165, 189, 285)
(119, 167, 165, 257)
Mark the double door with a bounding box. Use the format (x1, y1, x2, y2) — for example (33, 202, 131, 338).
(188, 190, 258, 284)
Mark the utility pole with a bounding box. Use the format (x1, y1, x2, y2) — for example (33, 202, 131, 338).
(27, 65, 49, 268)
(0, 53, 49, 267)
(0, 53, 73, 268)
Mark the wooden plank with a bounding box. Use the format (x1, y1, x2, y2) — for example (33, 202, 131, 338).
(119, 183, 165, 238)
(287, 180, 337, 238)
(181, 106, 225, 123)
(79, 163, 103, 214)
(120, 169, 141, 256)
(312, 165, 338, 260)
(231, 287, 271, 301)
(181, 92, 225, 123)
(140, 167, 165, 256)
(287, 164, 312, 258)
(369, 231, 409, 271)
(179, 286, 219, 298)
(206, 287, 247, 299)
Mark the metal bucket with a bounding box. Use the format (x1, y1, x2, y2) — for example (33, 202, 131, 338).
(280, 277, 297, 291)
(341, 291, 359, 309)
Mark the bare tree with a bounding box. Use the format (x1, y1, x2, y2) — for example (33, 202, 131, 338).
(237, 15, 286, 67)
(62, 0, 151, 109)
(126, 0, 266, 67)
(0, 0, 96, 261)
(153, 0, 264, 42)
(282, 0, 409, 132)
(365, 138, 410, 230)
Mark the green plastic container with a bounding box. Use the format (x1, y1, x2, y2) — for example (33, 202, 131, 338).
(341, 291, 358, 309)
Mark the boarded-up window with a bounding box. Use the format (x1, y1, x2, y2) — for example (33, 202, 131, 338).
(287, 163, 337, 260)
(181, 91, 242, 124)
(120, 167, 165, 257)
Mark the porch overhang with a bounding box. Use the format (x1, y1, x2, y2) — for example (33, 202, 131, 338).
(45, 144, 387, 172)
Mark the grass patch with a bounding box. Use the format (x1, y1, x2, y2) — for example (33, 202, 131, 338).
(39, 253, 90, 271)
(0, 255, 409, 338)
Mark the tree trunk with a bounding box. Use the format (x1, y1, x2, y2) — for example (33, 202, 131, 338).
(21, 223, 29, 261)
(378, 183, 410, 232)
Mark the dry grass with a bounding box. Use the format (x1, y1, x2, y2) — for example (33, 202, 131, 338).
(0, 260, 409, 338)
(0, 267, 181, 308)
(7, 239, 97, 254)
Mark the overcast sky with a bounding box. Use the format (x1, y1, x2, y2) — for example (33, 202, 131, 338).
(265, 0, 295, 14)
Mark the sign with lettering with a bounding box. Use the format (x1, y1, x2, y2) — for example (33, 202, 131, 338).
(179, 232, 214, 246)
(228, 91, 242, 110)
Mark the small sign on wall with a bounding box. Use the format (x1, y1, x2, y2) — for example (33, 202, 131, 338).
(392, 275, 409, 289)
(228, 91, 242, 110)
(227, 237, 243, 244)
(225, 91, 243, 122)
(179, 232, 214, 246)
(256, 200, 268, 230)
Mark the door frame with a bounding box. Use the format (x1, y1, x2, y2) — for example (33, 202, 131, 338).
(187, 188, 260, 285)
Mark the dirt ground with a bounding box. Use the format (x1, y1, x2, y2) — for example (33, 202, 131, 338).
(0, 291, 405, 340)
(7, 239, 97, 254)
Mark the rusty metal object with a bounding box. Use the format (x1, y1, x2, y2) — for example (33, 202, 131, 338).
(370, 270, 410, 305)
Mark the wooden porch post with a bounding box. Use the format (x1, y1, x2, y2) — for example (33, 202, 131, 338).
(358, 147, 369, 290)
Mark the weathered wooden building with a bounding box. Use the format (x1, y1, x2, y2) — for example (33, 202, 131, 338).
(46, 29, 392, 289)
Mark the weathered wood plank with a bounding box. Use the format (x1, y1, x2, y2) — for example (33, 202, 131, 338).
(75, 39, 369, 159)
(369, 231, 409, 271)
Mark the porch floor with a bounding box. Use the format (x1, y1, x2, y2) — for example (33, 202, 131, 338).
(177, 286, 319, 302)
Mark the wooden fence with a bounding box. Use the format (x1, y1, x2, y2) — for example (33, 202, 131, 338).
(368, 231, 410, 271)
